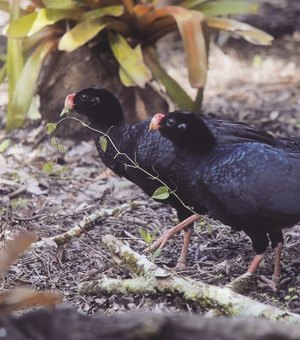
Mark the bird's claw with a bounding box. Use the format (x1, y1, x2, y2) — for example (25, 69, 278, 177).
(175, 259, 186, 270)
(144, 229, 174, 253)
(259, 275, 280, 290)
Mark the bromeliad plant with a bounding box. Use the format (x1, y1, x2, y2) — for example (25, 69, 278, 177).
(2, 0, 273, 130)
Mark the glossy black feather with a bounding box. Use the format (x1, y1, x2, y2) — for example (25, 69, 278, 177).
(156, 110, 300, 254)
(71, 89, 289, 223)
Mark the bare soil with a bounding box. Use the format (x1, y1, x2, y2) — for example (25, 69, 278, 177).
(0, 28, 300, 317)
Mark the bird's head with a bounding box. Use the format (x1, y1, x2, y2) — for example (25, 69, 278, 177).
(149, 110, 216, 152)
(64, 87, 124, 130)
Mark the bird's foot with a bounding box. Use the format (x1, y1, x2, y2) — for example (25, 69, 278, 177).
(144, 230, 188, 269)
(144, 227, 176, 254)
(259, 275, 280, 291)
(175, 259, 186, 270)
(226, 272, 258, 294)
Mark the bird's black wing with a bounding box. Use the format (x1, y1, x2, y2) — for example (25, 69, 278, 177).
(275, 136, 300, 153)
(202, 143, 300, 219)
(204, 117, 277, 146)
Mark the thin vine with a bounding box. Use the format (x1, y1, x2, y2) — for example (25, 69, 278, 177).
(45, 113, 200, 219)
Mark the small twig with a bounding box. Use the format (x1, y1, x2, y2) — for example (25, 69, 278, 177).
(8, 185, 27, 199)
(33, 203, 132, 248)
(13, 214, 46, 222)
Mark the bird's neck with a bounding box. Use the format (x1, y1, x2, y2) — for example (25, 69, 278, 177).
(85, 111, 126, 135)
(178, 121, 217, 154)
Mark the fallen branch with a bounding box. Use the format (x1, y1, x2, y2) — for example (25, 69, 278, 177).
(79, 235, 300, 322)
(33, 203, 131, 248)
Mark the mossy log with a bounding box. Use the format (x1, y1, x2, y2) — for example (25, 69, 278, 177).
(79, 235, 300, 322)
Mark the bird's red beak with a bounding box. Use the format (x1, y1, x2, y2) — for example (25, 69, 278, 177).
(64, 93, 75, 109)
(149, 113, 165, 131)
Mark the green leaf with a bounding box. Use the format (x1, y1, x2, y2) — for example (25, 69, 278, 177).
(58, 19, 107, 52)
(180, 0, 206, 8)
(119, 44, 150, 87)
(143, 47, 193, 110)
(119, 66, 136, 87)
(43, 0, 84, 9)
(152, 248, 161, 261)
(7, 40, 56, 131)
(81, 6, 124, 21)
(50, 136, 58, 147)
(109, 32, 152, 88)
(99, 136, 107, 152)
(195, 1, 258, 16)
(45, 122, 57, 134)
(0, 139, 11, 153)
(43, 161, 54, 174)
(151, 186, 170, 200)
(138, 229, 153, 244)
(165, 6, 208, 88)
(207, 17, 273, 45)
(58, 6, 124, 52)
(7, 9, 81, 38)
(6, 0, 24, 131)
(181, 0, 258, 16)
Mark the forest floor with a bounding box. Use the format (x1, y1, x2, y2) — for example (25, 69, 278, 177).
(0, 15, 300, 317)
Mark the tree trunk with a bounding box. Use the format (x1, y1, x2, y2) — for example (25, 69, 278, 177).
(38, 44, 168, 138)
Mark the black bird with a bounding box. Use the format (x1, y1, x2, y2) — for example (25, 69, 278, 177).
(64, 88, 198, 268)
(149, 110, 300, 287)
(64, 88, 288, 270)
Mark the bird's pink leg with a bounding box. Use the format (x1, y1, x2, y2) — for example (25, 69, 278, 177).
(227, 254, 265, 292)
(247, 253, 265, 274)
(260, 242, 283, 289)
(176, 226, 194, 269)
(144, 214, 199, 265)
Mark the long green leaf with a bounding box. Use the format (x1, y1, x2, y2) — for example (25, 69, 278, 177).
(180, 0, 207, 7)
(81, 5, 124, 21)
(207, 17, 273, 45)
(164, 6, 208, 88)
(43, 0, 84, 9)
(109, 32, 152, 88)
(143, 46, 193, 110)
(7, 9, 81, 38)
(191, 0, 258, 16)
(119, 66, 135, 87)
(58, 6, 124, 52)
(181, 0, 258, 15)
(58, 19, 107, 52)
(7, 41, 56, 130)
(7, 0, 23, 131)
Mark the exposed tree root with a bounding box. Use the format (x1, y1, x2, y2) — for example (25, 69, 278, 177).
(79, 235, 300, 322)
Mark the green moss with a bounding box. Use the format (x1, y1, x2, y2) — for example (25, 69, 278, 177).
(122, 251, 144, 276)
